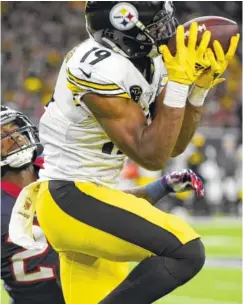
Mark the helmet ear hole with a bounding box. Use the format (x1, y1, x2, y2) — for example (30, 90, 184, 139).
(104, 29, 119, 42)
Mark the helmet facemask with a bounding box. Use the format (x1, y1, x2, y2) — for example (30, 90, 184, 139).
(144, 8, 179, 46)
(127, 1, 179, 57)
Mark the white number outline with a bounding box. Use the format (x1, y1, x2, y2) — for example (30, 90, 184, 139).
(6, 225, 56, 283)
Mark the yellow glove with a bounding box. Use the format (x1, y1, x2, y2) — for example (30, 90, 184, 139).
(194, 30, 211, 76)
(159, 22, 211, 85)
(195, 34, 240, 89)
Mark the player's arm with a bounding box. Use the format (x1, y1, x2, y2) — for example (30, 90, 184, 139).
(83, 91, 184, 170)
(152, 88, 204, 158)
(123, 169, 204, 205)
(123, 186, 154, 205)
(172, 33, 240, 156)
(150, 23, 210, 158)
(171, 102, 203, 157)
(83, 23, 205, 170)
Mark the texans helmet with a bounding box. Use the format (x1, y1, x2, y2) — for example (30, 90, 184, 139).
(85, 1, 179, 58)
(0, 105, 43, 175)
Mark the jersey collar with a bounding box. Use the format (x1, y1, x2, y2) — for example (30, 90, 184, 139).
(0, 181, 23, 198)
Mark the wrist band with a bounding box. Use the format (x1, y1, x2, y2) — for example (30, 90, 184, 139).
(163, 81, 189, 108)
(145, 178, 170, 204)
(188, 85, 209, 107)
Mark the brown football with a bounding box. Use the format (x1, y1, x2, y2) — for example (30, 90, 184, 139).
(167, 16, 239, 56)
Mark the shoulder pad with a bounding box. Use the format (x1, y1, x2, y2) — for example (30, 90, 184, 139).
(66, 40, 132, 98)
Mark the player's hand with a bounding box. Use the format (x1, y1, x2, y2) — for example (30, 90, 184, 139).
(161, 169, 205, 198)
(195, 34, 240, 89)
(159, 22, 210, 85)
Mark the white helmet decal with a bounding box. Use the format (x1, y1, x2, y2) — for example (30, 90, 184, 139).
(110, 2, 139, 31)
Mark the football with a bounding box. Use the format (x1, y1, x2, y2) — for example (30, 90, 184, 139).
(167, 16, 239, 56)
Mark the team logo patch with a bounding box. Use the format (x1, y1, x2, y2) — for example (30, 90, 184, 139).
(130, 85, 143, 102)
(110, 2, 138, 31)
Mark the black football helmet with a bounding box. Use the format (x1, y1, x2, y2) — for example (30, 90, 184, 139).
(0, 105, 43, 176)
(85, 1, 179, 58)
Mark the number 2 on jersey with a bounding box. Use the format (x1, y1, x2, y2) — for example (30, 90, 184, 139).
(6, 225, 56, 283)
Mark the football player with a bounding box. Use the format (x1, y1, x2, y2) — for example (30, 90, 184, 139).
(3, 104, 205, 303)
(10, 1, 239, 304)
(0, 105, 65, 304)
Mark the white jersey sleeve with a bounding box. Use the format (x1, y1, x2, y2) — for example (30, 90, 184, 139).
(66, 40, 132, 99)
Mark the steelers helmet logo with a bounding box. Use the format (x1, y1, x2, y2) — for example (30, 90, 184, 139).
(110, 2, 138, 31)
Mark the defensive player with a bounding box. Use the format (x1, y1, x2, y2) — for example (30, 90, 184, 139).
(1, 106, 131, 302)
(9, 1, 239, 304)
(0, 105, 66, 303)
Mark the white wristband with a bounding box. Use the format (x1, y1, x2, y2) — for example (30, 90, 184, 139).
(163, 81, 189, 108)
(188, 85, 209, 107)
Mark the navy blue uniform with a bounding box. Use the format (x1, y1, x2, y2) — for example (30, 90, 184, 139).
(1, 181, 65, 304)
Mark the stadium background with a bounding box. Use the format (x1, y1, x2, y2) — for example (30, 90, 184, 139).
(1, 1, 242, 303)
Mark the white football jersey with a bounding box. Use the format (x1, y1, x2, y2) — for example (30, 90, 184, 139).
(39, 38, 168, 187)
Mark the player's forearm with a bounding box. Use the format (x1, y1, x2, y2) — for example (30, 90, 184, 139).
(139, 104, 185, 169)
(171, 84, 210, 157)
(171, 102, 203, 157)
(123, 181, 169, 205)
(123, 186, 155, 205)
(137, 83, 187, 170)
